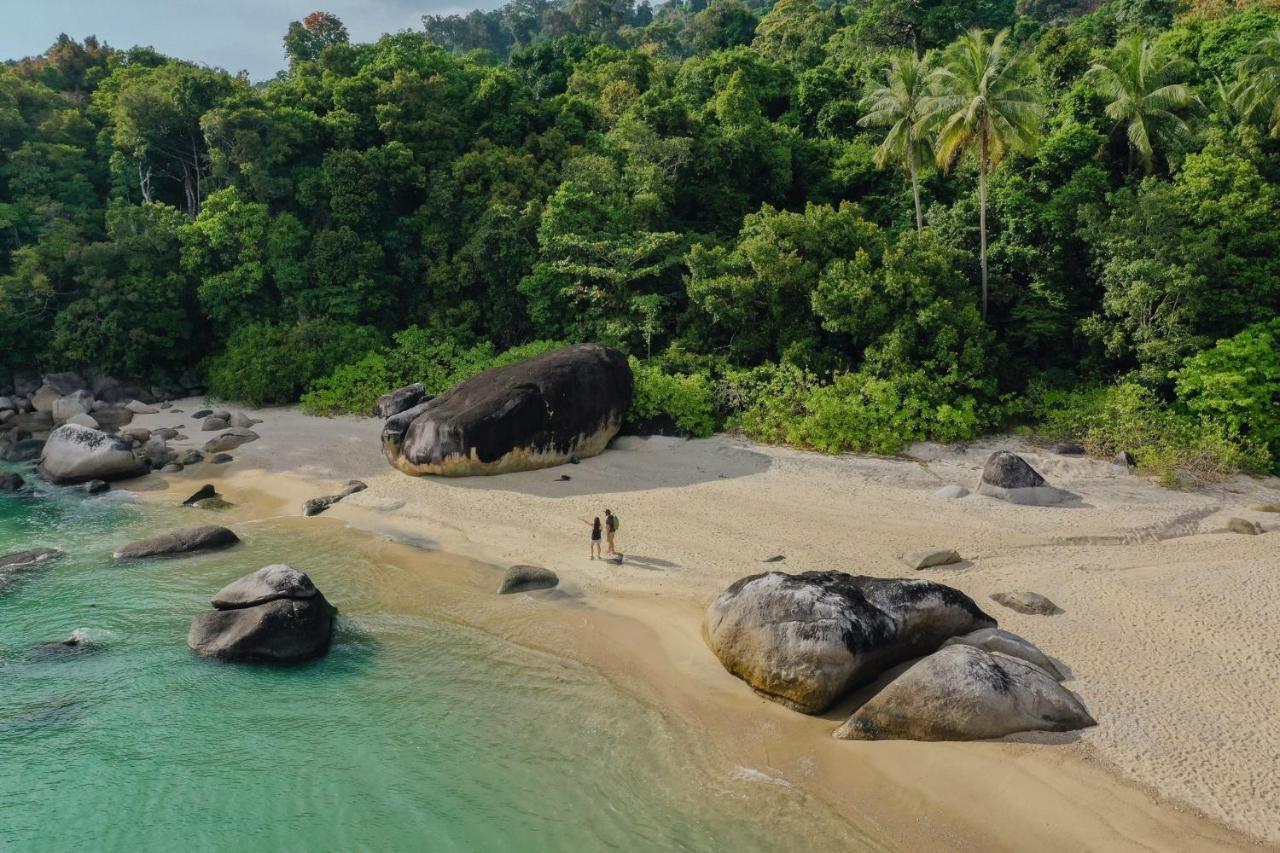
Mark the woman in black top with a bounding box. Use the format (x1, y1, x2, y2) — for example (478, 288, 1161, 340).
(583, 516, 603, 559)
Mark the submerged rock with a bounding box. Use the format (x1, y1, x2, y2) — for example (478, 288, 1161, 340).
(0, 548, 65, 597)
(37, 424, 148, 485)
(302, 480, 367, 517)
(382, 343, 632, 477)
(497, 565, 559, 594)
(833, 645, 1095, 741)
(83, 480, 109, 495)
(703, 571, 995, 714)
(113, 525, 239, 560)
(188, 565, 335, 663)
(0, 472, 24, 491)
(902, 548, 961, 570)
(976, 451, 1072, 506)
(1, 438, 45, 463)
(991, 591, 1062, 616)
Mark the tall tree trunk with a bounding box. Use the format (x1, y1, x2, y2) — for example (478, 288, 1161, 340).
(910, 160, 923, 233)
(978, 129, 989, 322)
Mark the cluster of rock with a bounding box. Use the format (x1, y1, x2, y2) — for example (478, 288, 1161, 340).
(703, 570, 1094, 741)
(187, 565, 336, 663)
(381, 343, 633, 477)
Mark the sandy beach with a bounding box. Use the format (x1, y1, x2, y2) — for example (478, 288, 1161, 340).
(129, 400, 1280, 851)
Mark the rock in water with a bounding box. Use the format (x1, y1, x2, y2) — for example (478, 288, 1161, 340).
(941, 627, 1064, 680)
(1, 438, 45, 463)
(302, 480, 367, 517)
(37, 424, 149, 485)
(210, 564, 317, 608)
(833, 645, 1095, 741)
(113, 525, 239, 560)
(902, 548, 961, 570)
(382, 343, 632, 477)
(374, 383, 428, 418)
(83, 480, 109, 495)
(703, 571, 996, 713)
(497, 565, 559, 594)
(182, 484, 217, 506)
(976, 451, 1072, 506)
(991, 591, 1062, 616)
(0, 472, 24, 491)
(0, 548, 64, 597)
(188, 565, 335, 663)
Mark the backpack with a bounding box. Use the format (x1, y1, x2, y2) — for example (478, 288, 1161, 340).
(607, 514, 619, 532)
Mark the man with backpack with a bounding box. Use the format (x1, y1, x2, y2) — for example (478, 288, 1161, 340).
(604, 509, 619, 556)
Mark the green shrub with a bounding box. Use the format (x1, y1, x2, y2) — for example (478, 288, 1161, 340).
(206, 320, 382, 406)
(720, 362, 820, 444)
(299, 352, 395, 416)
(1031, 381, 1269, 485)
(1174, 319, 1280, 471)
(299, 332, 566, 416)
(628, 358, 719, 437)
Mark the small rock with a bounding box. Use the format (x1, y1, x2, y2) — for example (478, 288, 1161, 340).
(933, 484, 969, 499)
(125, 400, 160, 415)
(569, 455, 581, 464)
(0, 472, 24, 491)
(201, 417, 228, 431)
(83, 480, 109, 495)
(556, 474, 571, 481)
(160, 401, 172, 409)
(1249, 503, 1280, 513)
(203, 430, 258, 453)
(182, 484, 217, 506)
(229, 412, 260, 429)
(192, 496, 233, 510)
(606, 553, 623, 565)
(1226, 517, 1260, 535)
(374, 384, 426, 419)
(1113, 451, 1136, 468)
(977, 451, 1071, 506)
(52, 390, 95, 423)
(497, 565, 559, 594)
(991, 591, 1062, 616)
(761, 555, 786, 563)
(178, 449, 204, 465)
(1054, 441, 1085, 456)
(302, 480, 367, 517)
(192, 409, 213, 420)
(161, 463, 184, 473)
(902, 548, 961, 570)
(64, 412, 99, 429)
(152, 427, 181, 441)
(210, 453, 233, 464)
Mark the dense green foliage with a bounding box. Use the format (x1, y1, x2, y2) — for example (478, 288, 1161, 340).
(2, 1, 1278, 479)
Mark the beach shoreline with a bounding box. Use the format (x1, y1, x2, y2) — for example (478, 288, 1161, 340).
(126, 400, 1280, 850)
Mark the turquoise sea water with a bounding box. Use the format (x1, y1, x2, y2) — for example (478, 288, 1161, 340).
(0, 467, 869, 853)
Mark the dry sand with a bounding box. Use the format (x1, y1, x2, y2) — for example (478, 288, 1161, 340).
(130, 401, 1280, 850)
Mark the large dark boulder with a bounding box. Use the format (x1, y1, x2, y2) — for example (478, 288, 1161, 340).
(703, 571, 996, 713)
(374, 383, 428, 418)
(382, 343, 632, 477)
(833, 645, 1095, 741)
(113, 525, 239, 560)
(38, 424, 149, 485)
(188, 565, 335, 663)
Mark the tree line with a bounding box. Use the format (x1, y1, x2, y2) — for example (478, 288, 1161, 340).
(0, 0, 1277, 479)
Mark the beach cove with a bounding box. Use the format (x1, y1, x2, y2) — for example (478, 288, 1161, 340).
(54, 400, 1276, 851)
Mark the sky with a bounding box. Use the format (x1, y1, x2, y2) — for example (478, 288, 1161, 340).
(0, 0, 494, 81)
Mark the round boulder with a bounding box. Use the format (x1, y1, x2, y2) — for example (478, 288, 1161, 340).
(188, 565, 335, 663)
(703, 571, 996, 713)
(833, 644, 1095, 741)
(37, 424, 149, 485)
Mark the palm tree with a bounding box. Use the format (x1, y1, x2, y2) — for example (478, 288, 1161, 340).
(1085, 36, 1201, 174)
(1232, 29, 1280, 138)
(859, 50, 933, 232)
(922, 28, 1041, 321)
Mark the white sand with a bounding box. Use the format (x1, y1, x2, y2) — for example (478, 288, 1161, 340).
(131, 401, 1280, 849)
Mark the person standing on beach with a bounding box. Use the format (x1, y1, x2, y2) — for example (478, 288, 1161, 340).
(604, 509, 619, 555)
(583, 517, 603, 559)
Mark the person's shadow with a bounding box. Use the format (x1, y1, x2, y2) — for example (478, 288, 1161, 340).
(616, 553, 682, 571)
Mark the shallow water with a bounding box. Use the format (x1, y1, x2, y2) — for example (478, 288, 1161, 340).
(0, 469, 871, 852)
